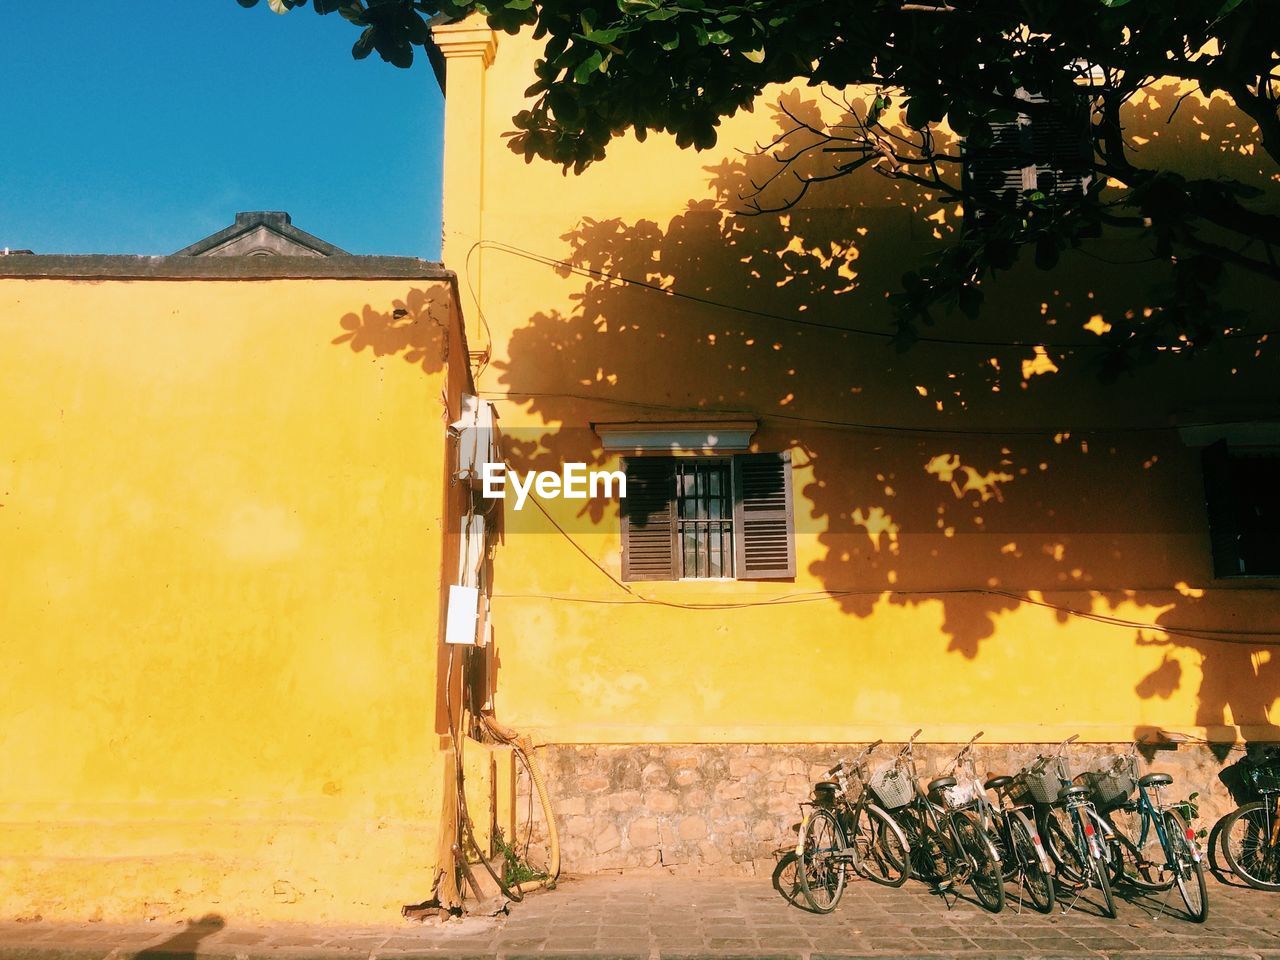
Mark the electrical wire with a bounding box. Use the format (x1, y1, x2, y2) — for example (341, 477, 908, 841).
(463, 241, 496, 383)
(516, 481, 1280, 645)
(475, 238, 1280, 348)
(480, 389, 1278, 438)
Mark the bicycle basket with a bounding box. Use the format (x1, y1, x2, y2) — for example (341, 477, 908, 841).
(1081, 755, 1137, 811)
(941, 776, 983, 811)
(1014, 756, 1070, 806)
(868, 765, 913, 810)
(1250, 764, 1280, 794)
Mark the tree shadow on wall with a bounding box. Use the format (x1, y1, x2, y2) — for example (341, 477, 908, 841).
(483, 89, 1279, 730)
(331, 285, 452, 376)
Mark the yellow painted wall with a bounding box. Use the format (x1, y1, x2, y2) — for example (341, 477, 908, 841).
(0, 277, 461, 921)
(443, 26, 1280, 747)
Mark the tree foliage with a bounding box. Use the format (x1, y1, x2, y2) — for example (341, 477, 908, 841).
(239, 0, 1280, 369)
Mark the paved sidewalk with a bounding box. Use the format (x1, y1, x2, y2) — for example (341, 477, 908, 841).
(2, 870, 1279, 959)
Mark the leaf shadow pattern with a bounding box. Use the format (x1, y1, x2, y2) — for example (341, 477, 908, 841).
(332, 285, 452, 375)
(478, 88, 1279, 736)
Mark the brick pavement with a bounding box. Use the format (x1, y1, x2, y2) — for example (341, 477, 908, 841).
(1, 869, 1278, 959)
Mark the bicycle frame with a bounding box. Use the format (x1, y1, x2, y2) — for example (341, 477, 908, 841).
(986, 783, 1055, 875)
(899, 730, 996, 877)
(1100, 740, 1201, 869)
(796, 739, 888, 867)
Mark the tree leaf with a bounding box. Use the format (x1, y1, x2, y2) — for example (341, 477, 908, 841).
(573, 50, 604, 83)
(352, 25, 375, 58)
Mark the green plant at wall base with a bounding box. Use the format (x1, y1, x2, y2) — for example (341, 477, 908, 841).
(493, 828, 547, 887)
(1171, 792, 1210, 841)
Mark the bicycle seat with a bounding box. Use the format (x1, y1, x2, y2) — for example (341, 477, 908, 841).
(1059, 785, 1090, 801)
(1139, 772, 1173, 788)
(984, 775, 1013, 791)
(927, 776, 957, 795)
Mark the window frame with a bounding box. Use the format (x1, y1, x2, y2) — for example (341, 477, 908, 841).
(620, 451, 795, 583)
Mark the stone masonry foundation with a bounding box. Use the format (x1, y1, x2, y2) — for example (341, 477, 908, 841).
(513, 741, 1273, 877)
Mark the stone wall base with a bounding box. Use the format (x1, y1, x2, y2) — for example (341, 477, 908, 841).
(514, 742, 1272, 876)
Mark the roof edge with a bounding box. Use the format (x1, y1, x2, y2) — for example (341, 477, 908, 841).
(0, 254, 452, 281)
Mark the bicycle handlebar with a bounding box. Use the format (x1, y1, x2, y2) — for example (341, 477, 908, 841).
(951, 731, 984, 770)
(827, 739, 884, 776)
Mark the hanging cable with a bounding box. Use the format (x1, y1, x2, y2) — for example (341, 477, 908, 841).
(514, 483, 1280, 645)
(474, 238, 1280, 348)
(479, 389, 1278, 439)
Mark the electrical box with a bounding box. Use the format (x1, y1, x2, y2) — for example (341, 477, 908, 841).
(445, 584, 479, 646)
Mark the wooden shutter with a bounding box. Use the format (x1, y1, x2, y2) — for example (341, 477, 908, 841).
(621, 456, 678, 582)
(1027, 93, 1092, 200)
(1202, 439, 1243, 578)
(964, 111, 1031, 223)
(964, 89, 1091, 224)
(732, 451, 795, 579)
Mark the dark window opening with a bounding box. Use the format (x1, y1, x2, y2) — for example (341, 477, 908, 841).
(1203, 440, 1280, 578)
(676, 459, 734, 579)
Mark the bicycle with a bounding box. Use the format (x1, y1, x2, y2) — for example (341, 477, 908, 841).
(1012, 735, 1117, 918)
(977, 768, 1056, 912)
(888, 729, 1006, 913)
(1219, 750, 1280, 891)
(1083, 741, 1208, 921)
(935, 732, 1054, 913)
(795, 740, 912, 912)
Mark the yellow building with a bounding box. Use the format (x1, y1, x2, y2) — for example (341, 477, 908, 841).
(3, 20, 1280, 923)
(433, 20, 1280, 874)
(0, 221, 478, 922)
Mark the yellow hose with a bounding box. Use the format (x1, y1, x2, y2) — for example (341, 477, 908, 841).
(483, 717, 561, 891)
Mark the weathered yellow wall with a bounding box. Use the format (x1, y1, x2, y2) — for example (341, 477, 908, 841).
(444, 27, 1280, 747)
(0, 278, 458, 921)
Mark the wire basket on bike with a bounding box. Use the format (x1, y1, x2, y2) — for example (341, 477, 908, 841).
(1081, 754, 1137, 811)
(868, 765, 913, 810)
(1011, 756, 1071, 806)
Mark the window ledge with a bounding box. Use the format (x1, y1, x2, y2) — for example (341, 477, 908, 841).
(593, 419, 757, 453)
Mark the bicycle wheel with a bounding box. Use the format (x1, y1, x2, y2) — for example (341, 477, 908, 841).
(771, 850, 804, 907)
(899, 806, 947, 884)
(1106, 806, 1173, 891)
(797, 808, 847, 912)
(1163, 809, 1207, 922)
(1221, 800, 1280, 891)
(1042, 808, 1087, 885)
(956, 811, 1006, 913)
(1089, 842, 1117, 919)
(853, 802, 910, 887)
(1008, 813, 1055, 914)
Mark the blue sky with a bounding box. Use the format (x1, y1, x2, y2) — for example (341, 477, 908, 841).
(1, 2, 444, 258)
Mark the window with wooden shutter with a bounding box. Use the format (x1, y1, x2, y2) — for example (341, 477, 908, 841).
(1203, 440, 1280, 578)
(620, 452, 796, 582)
(732, 451, 796, 580)
(964, 90, 1092, 225)
(621, 456, 678, 581)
